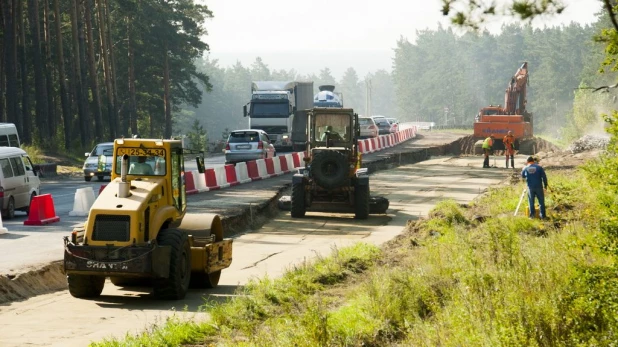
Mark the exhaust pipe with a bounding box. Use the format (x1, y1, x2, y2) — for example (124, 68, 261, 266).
(118, 154, 130, 198)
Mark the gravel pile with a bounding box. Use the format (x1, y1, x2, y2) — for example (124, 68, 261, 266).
(567, 135, 609, 153)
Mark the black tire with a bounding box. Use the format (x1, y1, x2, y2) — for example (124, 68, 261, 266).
(310, 151, 348, 189)
(84, 176, 92, 182)
(110, 277, 151, 287)
(25, 192, 36, 216)
(153, 229, 191, 300)
(97, 175, 104, 182)
(354, 183, 370, 220)
(3, 196, 15, 219)
(67, 274, 105, 298)
(291, 183, 306, 218)
(190, 271, 221, 289)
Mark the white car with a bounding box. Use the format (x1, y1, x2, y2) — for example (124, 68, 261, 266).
(83, 142, 114, 182)
(224, 129, 276, 165)
(358, 117, 379, 139)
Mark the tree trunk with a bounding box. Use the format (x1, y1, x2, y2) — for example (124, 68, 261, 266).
(18, 0, 31, 143)
(28, 0, 50, 145)
(96, 0, 116, 139)
(164, 41, 171, 138)
(127, 17, 137, 136)
(77, 0, 91, 144)
(84, 0, 103, 142)
(70, 0, 88, 147)
(3, 0, 18, 125)
(54, 0, 72, 150)
(105, 0, 119, 136)
(43, 0, 57, 139)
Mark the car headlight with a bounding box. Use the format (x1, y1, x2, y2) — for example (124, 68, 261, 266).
(282, 135, 289, 139)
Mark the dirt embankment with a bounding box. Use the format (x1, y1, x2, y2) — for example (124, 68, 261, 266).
(0, 262, 65, 304)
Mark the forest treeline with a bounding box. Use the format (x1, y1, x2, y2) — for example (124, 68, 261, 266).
(189, 20, 612, 144)
(0, 1, 613, 153)
(0, 0, 211, 151)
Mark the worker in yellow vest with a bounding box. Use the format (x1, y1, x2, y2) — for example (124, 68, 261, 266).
(482, 134, 494, 168)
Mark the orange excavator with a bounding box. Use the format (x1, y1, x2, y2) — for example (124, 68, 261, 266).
(474, 62, 535, 153)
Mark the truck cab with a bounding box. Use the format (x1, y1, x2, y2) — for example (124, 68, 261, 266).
(244, 81, 314, 151)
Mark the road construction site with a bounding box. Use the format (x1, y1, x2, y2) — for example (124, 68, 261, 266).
(0, 131, 534, 347)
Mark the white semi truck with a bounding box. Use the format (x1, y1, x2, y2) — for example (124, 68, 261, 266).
(243, 81, 314, 151)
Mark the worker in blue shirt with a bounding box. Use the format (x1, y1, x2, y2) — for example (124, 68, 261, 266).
(521, 156, 548, 219)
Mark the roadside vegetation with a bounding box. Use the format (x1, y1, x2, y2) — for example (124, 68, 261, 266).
(92, 115, 618, 347)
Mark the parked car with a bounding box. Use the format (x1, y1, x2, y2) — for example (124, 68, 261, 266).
(386, 118, 399, 133)
(0, 147, 40, 218)
(224, 129, 276, 165)
(358, 117, 378, 139)
(371, 116, 392, 135)
(83, 142, 114, 182)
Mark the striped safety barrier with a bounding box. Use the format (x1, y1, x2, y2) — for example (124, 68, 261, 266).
(182, 125, 417, 193)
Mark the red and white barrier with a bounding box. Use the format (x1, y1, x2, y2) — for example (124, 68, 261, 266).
(292, 152, 302, 168)
(182, 124, 418, 194)
(214, 167, 229, 189)
(185, 171, 198, 195)
(354, 125, 417, 155)
(246, 160, 261, 181)
(285, 154, 295, 172)
(235, 162, 252, 183)
(263, 158, 277, 177)
(279, 155, 290, 173)
(224, 164, 240, 186)
(195, 170, 208, 192)
(255, 159, 271, 179)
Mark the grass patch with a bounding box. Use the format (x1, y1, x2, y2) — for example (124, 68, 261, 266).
(90, 313, 215, 347)
(92, 167, 616, 347)
(20, 144, 44, 164)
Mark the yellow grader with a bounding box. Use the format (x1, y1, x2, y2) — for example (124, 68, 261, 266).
(63, 138, 233, 299)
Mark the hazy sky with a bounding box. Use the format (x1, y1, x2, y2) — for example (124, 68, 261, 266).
(203, 0, 602, 79)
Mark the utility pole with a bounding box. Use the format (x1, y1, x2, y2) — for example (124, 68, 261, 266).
(365, 79, 372, 117)
(444, 107, 449, 125)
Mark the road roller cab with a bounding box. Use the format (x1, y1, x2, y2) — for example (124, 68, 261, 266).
(63, 138, 233, 300)
(290, 107, 370, 219)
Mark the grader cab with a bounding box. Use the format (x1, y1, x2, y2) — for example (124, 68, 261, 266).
(63, 138, 233, 300)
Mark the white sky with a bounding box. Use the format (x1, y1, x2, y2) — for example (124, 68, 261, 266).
(202, 0, 602, 79)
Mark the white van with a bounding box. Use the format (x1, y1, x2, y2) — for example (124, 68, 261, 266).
(0, 147, 40, 219)
(0, 123, 20, 147)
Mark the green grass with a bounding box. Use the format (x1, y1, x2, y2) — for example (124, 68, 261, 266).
(92, 166, 616, 347)
(20, 144, 44, 164)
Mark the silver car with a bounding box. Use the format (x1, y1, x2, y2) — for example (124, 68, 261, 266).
(83, 142, 114, 182)
(358, 117, 378, 139)
(224, 129, 276, 165)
